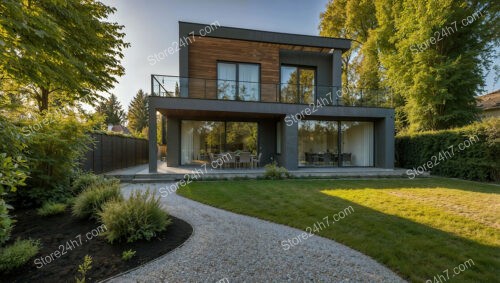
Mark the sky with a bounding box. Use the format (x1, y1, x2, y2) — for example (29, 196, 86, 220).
(101, 0, 499, 109)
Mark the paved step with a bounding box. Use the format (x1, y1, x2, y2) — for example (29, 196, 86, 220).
(108, 169, 427, 183)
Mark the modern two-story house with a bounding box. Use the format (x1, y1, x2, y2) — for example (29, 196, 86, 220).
(148, 22, 394, 173)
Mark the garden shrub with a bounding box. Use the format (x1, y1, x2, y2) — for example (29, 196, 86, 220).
(72, 178, 122, 219)
(13, 111, 96, 205)
(121, 249, 136, 261)
(0, 239, 40, 272)
(71, 172, 103, 196)
(264, 162, 290, 180)
(0, 199, 13, 245)
(0, 114, 28, 246)
(99, 190, 171, 243)
(396, 118, 500, 182)
(37, 202, 67, 216)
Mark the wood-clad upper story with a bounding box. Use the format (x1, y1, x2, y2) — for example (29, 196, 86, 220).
(179, 22, 351, 103)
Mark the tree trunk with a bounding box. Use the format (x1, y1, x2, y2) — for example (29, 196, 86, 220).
(38, 87, 50, 112)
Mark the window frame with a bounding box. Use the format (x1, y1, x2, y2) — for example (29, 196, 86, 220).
(216, 61, 261, 101)
(280, 64, 317, 104)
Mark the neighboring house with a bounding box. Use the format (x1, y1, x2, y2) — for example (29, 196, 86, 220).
(147, 22, 395, 172)
(477, 90, 500, 118)
(107, 124, 131, 135)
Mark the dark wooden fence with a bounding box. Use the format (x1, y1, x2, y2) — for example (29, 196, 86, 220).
(81, 133, 149, 174)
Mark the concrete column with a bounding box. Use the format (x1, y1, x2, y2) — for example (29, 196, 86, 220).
(166, 118, 180, 167)
(332, 49, 343, 105)
(281, 119, 298, 170)
(148, 106, 158, 173)
(385, 116, 395, 168)
(258, 121, 276, 166)
(374, 115, 395, 169)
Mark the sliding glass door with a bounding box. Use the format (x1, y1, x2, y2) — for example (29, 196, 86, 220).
(181, 120, 258, 165)
(217, 62, 260, 101)
(298, 121, 339, 166)
(181, 121, 225, 165)
(280, 65, 315, 104)
(298, 120, 374, 167)
(341, 122, 374, 166)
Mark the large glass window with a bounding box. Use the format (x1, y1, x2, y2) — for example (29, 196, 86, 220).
(298, 120, 339, 167)
(280, 66, 315, 104)
(225, 122, 257, 154)
(341, 121, 374, 166)
(217, 62, 259, 101)
(217, 63, 236, 100)
(181, 120, 258, 165)
(298, 120, 374, 167)
(181, 121, 224, 165)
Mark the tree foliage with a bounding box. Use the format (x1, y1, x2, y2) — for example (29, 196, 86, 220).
(0, 0, 129, 112)
(11, 111, 99, 205)
(95, 94, 126, 126)
(320, 0, 499, 132)
(127, 89, 149, 135)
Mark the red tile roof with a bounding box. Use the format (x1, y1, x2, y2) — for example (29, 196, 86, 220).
(477, 90, 500, 110)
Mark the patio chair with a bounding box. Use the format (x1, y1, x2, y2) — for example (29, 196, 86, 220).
(251, 152, 262, 168)
(341, 153, 352, 166)
(323, 153, 332, 166)
(238, 152, 251, 168)
(224, 152, 236, 168)
(312, 153, 320, 165)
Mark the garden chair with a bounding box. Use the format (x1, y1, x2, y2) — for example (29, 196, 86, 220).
(238, 152, 251, 168)
(251, 152, 262, 168)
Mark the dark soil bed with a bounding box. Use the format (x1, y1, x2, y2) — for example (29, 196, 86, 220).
(2, 209, 192, 283)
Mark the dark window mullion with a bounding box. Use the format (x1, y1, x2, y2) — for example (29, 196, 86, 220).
(337, 121, 341, 167)
(235, 64, 239, 100)
(297, 68, 301, 104)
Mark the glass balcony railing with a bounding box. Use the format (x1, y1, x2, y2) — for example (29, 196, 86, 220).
(151, 75, 394, 108)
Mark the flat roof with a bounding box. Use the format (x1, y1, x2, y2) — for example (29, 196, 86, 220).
(179, 21, 351, 51)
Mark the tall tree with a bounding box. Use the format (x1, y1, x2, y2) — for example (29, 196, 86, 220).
(376, 0, 498, 131)
(95, 94, 126, 125)
(127, 89, 149, 134)
(320, 0, 378, 90)
(320, 0, 499, 132)
(0, 0, 129, 112)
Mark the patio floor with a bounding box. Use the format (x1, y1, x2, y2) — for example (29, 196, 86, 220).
(105, 161, 412, 182)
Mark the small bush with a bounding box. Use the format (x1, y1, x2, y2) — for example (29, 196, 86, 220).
(0, 239, 40, 272)
(99, 190, 171, 243)
(72, 179, 122, 219)
(75, 255, 92, 283)
(121, 249, 136, 261)
(37, 202, 67, 216)
(71, 173, 102, 196)
(264, 162, 290, 180)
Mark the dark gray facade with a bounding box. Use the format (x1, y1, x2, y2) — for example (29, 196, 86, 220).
(148, 22, 395, 172)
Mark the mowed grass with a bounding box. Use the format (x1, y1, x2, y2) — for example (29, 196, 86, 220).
(178, 178, 499, 282)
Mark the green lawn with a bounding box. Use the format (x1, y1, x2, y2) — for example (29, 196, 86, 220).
(178, 178, 499, 282)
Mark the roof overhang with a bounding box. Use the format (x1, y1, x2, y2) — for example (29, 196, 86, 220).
(179, 21, 351, 52)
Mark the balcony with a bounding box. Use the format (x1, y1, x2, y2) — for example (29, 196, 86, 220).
(151, 75, 393, 108)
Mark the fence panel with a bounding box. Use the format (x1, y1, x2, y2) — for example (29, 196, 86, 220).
(81, 133, 148, 174)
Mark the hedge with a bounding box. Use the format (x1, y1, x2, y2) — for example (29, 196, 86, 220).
(396, 118, 499, 182)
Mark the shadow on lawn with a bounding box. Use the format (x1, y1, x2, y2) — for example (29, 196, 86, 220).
(314, 192, 499, 283)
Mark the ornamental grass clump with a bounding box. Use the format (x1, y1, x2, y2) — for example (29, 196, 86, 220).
(99, 190, 171, 243)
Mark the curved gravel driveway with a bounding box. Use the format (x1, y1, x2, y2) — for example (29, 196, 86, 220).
(108, 183, 405, 283)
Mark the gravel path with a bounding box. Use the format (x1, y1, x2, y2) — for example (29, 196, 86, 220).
(108, 183, 405, 283)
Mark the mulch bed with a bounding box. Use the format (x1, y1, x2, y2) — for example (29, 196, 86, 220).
(2, 208, 193, 283)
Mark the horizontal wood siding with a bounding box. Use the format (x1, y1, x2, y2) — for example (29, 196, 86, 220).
(188, 36, 280, 102)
